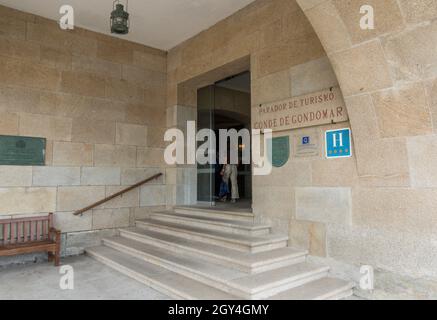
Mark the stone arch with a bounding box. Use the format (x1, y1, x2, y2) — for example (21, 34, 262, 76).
(296, 0, 437, 186)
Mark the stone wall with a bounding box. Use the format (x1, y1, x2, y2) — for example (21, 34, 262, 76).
(0, 5, 167, 259)
(167, 0, 437, 298)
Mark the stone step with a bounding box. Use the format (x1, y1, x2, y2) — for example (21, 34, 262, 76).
(119, 227, 307, 274)
(150, 211, 271, 236)
(86, 245, 238, 300)
(102, 236, 329, 299)
(268, 277, 354, 300)
(135, 220, 288, 253)
(174, 206, 254, 222)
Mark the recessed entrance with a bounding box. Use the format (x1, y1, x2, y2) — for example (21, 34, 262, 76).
(196, 71, 252, 210)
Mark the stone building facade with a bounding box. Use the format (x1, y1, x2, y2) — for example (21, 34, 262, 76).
(0, 5, 168, 258)
(1, 0, 437, 299)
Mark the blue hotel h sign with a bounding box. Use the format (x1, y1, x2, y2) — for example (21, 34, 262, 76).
(325, 128, 352, 159)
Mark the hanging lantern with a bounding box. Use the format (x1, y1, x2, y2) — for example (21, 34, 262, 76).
(110, 0, 129, 35)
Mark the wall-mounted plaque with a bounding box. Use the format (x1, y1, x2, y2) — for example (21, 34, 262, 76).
(0, 136, 46, 166)
(267, 136, 290, 168)
(253, 87, 348, 132)
(325, 128, 352, 159)
(294, 133, 319, 158)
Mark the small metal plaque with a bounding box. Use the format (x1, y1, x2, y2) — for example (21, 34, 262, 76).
(294, 133, 319, 158)
(267, 136, 290, 168)
(0, 135, 46, 166)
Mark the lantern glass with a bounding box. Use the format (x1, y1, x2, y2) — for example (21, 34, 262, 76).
(110, 2, 129, 34)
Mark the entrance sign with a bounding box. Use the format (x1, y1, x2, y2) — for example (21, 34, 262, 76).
(325, 128, 352, 159)
(253, 87, 348, 132)
(294, 133, 319, 157)
(0, 135, 46, 165)
(267, 136, 290, 168)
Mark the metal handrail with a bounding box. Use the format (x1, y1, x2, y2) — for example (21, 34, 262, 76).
(73, 173, 163, 216)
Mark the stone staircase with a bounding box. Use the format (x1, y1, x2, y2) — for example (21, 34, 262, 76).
(86, 206, 354, 300)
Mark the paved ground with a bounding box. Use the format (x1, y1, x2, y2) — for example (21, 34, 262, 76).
(0, 255, 170, 300)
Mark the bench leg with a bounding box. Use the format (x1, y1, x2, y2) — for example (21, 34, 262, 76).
(54, 248, 60, 267)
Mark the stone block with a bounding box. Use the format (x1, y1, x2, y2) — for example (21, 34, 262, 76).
(133, 51, 167, 72)
(352, 187, 437, 235)
(0, 86, 40, 114)
(288, 33, 325, 68)
(289, 219, 326, 257)
(72, 55, 122, 79)
(252, 70, 290, 105)
(0, 187, 56, 214)
(259, 19, 282, 49)
(71, 118, 115, 144)
(372, 84, 432, 138)
(332, 0, 404, 44)
(101, 186, 139, 209)
(136, 148, 166, 167)
(105, 78, 144, 103)
(253, 160, 312, 187)
(53, 142, 93, 166)
(121, 168, 164, 186)
(81, 167, 121, 186)
(140, 185, 166, 206)
(311, 158, 358, 186)
(295, 187, 352, 225)
(57, 186, 105, 212)
(290, 56, 338, 97)
(0, 112, 18, 135)
(382, 20, 437, 82)
(255, 44, 290, 78)
(330, 40, 392, 96)
(398, 0, 437, 23)
(147, 126, 167, 148)
(122, 64, 147, 86)
(94, 144, 136, 167)
(344, 94, 379, 143)
(0, 166, 32, 187)
(54, 211, 92, 233)
(55, 93, 125, 122)
(0, 57, 60, 91)
(19, 113, 72, 141)
(97, 41, 133, 65)
(355, 138, 410, 187)
(60, 70, 106, 98)
(33, 167, 80, 186)
(0, 17, 26, 40)
(64, 229, 118, 256)
(407, 135, 437, 188)
(304, 1, 352, 53)
(0, 37, 40, 61)
(252, 185, 294, 221)
(125, 103, 166, 126)
(92, 208, 131, 230)
(116, 123, 147, 146)
(144, 83, 167, 108)
(40, 45, 72, 71)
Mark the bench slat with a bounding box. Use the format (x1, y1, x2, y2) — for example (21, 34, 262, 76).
(3, 223, 7, 246)
(23, 221, 28, 243)
(10, 222, 16, 245)
(30, 221, 34, 242)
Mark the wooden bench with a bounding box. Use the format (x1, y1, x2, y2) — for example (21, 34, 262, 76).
(0, 213, 61, 266)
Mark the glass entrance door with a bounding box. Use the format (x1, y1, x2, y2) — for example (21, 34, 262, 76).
(197, 85, 215, 205)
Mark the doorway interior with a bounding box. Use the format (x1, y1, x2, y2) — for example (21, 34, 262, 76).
(196, 71, 252, 210)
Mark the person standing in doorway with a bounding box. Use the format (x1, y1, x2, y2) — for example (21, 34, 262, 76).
(221, 162, 239, 203)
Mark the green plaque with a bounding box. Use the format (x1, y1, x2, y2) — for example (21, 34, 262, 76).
(267, 136, 290, 168)
(0, 135, 46, 166)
